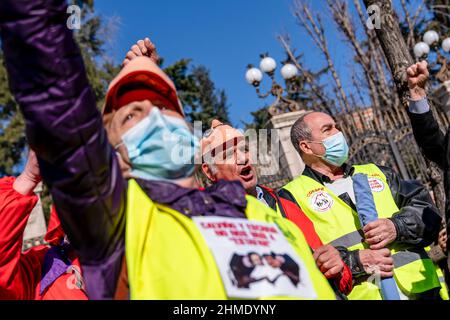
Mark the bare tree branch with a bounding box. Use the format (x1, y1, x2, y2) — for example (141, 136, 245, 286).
(400, 0, 416, 47)
(292, 0, 351, 113)
(411, 0, 426, 28)
(278, 35, 335, 114)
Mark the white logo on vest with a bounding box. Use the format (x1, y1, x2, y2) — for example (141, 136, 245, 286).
(368, 177, 385, 192)
(309, 191, 334, 212)
(193, 217, 317, 299)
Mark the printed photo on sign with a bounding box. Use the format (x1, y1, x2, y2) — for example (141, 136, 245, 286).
(309, 191, 334, 212)
(229, 252, 300, 289)
(193, 217, 318, 299)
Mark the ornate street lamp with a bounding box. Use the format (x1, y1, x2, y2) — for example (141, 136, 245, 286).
(414, 30, 450, 57)
(245, 53, 302, 116)
(413, 30, 450, 82)
(413, 30, 450, 113)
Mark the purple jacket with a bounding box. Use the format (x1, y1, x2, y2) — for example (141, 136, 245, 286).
(0, 0, 126, 299)
(0, 0, 248, 299)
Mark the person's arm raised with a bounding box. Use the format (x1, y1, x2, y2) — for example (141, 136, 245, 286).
(406, 61, 446, 169)
(0, 0, 126, 299)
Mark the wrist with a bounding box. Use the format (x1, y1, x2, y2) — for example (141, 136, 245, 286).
(350, 250, 367, 277)
(388, 217, 402, 243)
(409, 87, 427, 101)
(13, 172, 40, 195)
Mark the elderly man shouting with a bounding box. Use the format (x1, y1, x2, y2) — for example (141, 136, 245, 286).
(200, 120, 353, 298)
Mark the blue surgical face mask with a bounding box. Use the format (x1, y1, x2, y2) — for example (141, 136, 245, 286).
(116, 107, 199, 181)
(309, 132, 349, 167)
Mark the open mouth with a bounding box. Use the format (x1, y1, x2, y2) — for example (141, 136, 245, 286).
(239, 166, 254, 181)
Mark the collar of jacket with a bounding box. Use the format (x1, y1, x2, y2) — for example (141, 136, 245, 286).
(40, 240, 72, 296)
(303, 163, 354, 185)
(135, 179, 248, 218)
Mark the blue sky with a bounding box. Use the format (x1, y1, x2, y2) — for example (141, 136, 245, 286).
(94, 0, 359, 127)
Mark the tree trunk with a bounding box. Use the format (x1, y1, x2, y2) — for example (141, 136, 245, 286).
(363, 0, 450, 286)
(363, 0, 414, 108)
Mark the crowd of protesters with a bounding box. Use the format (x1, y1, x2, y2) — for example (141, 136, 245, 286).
(0, 0, 449, 300)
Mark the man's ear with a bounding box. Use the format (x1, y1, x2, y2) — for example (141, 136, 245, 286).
(201, 163, 217, 182)
(116, 147, 133, 179)
(298, 140, 312, 155)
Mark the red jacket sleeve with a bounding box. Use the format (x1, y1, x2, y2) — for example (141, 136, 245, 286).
(0, 177, 43, 299)
(336, 262, 353, 296)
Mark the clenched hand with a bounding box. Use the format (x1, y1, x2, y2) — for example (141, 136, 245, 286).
(406, 61, 429, 100)
(122, 37, 159, 67)
(363, 218, 397, 250)
(313, 244, 344, 279)
(359, 248, 394, 278)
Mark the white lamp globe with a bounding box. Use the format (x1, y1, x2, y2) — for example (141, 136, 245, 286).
(423, 30, 439, 46)
(245, 68, 263, 85)
(259, 56, 277, 74)
(413, 42, 430, 58)
(281, 63, 298, 80)
(442, 37, 450, 52)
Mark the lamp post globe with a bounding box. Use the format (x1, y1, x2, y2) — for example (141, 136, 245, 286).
(414, 41, 430, 58)
(260, 56, 277, 74)
(245, 67, 263, 86)
(281, 63, 298, 80)
(423, 30, 439, 46)
(442, 37, 450, 53)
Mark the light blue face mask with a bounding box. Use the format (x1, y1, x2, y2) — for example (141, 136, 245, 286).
(309, 132, 349, 167)
(117, 107, 199, 181)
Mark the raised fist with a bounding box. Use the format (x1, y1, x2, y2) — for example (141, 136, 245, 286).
(122, 37, 159, 67)
(406, 61, 429, 100)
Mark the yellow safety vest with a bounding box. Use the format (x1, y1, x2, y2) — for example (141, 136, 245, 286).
(125, 179, 335, 300)
(436, 266, 449, 300)
(282, 164, 441, 300)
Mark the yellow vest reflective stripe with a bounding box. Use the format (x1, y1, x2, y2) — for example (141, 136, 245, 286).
(125, 179, 335, 300)
(282, 164, 440, 300)
(435, 266, 449, 300)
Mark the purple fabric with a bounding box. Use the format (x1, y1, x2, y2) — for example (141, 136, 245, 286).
(0, 0, 126, 299)
(0, 0, 250, 299)
(81, 241, 125, 300)
(40, 242, 72, 295)
(137, 179, 247, 218)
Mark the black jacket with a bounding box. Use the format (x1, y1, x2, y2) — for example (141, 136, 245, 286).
(408, 109, 450, 246)
(278, 164, 442, 278)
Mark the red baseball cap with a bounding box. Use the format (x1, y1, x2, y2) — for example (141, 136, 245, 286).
(103, 56, 184, 116)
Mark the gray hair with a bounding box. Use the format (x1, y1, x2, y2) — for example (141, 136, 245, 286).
(290, 111, 315, 156)
(195, 162, 218, 189)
